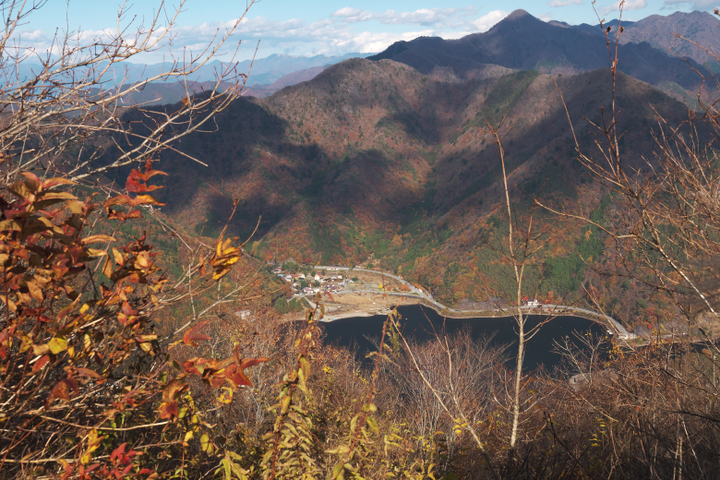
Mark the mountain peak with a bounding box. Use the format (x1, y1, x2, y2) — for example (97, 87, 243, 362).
(505, 9, 532, 21)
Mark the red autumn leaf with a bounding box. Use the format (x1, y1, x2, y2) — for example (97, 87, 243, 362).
(0, 328, 10, 360)
(32, 354, 50, 373)
(158, 401, 178, 420)
(122, 301, 137, 316)
(182, 357, 207, 376)
(183, 321, 212, 346)
(207, 370, 227, 389)
(125, 163, 167, 193)
(104, 194, 165, 209)
(224, 356, 269, 388)
(140, 160, 168, 180)
(117, 301, 138, 327)
(125, 174, 142, 193)
(132, 194, 165, 207)
(46, 377, 79, 406)
(224, 363, 251, 388)
(239, 356, 270, 370)
(110, 443, 126, 462)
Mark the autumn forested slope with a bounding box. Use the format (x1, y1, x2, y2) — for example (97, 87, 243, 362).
(120, 42, 705, 331)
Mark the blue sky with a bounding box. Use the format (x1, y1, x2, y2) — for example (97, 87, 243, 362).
(13, 0, 716, 63)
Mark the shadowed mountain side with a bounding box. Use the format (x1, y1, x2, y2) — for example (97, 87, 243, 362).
(428, 69, 705, 216)
(569, 10, 720, 67)
(616, 11, 720, 66)
(144, 62, 434, 243)
(369, 9, 705, 90)
(118, 57, 710, 311)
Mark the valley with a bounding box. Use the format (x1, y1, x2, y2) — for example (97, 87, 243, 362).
(6, 2, 720, 478)
(136, 10, 720, 333)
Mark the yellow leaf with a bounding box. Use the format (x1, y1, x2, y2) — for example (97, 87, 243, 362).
(48, 337, 68, 355)
(0, 220, 20, 232)
(216, 387, 233, 405)
(38, 191, 76, 201)
(112, 248, 124, 266)
(201, 433, 211, 453)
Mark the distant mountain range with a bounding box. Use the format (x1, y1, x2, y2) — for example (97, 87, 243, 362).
(550, 11, 720, 67)
(55, 9, 720, 105)
(369, 9, 714, 91)
(17, 53, 369, 105)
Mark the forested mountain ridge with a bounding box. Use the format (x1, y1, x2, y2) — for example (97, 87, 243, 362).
(139, 53, 702, 327)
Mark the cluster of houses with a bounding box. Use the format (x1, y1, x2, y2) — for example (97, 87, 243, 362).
(273, 267, 351, 297)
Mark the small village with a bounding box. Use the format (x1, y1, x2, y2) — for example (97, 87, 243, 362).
(273, 266, 350, 296)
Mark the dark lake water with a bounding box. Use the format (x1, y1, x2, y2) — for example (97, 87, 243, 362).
(320, 304, 608, 371)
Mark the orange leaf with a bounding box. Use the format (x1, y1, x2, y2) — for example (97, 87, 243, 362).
(41, 177, 76, 190)
(19, 171, 40, 190)
(81, 235, 116, 245)
(183, 321, 212, 346)
(130, 195, 165, 207)
(162, 379, 188, 402)
(158, 401, 178, 420)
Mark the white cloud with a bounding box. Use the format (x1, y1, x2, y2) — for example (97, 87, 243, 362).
(336, 30, 436, 53)
(548, 0, 583, 7)
(12, 6, 519, 63)
(602, 0, 649, 15)
(538, 12, 555, 21)
(332, 7, 362, 18)
(472, 10, 510, 31)
(331, 7, 460, 27)
(663, 0, 719, 8)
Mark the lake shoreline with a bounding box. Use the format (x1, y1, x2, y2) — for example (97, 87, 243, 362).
(312, 293, 631, 339)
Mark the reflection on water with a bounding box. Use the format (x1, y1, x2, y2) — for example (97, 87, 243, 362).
(320, 304, 608, 370)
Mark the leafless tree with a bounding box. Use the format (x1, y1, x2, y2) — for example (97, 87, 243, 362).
(0, 0, 256, 185)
